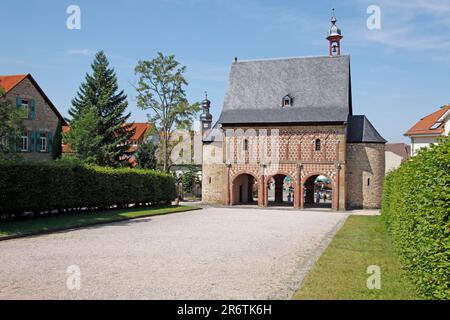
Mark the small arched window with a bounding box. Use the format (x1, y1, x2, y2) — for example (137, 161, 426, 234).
(367, 178, 371, 186)
(244, 139, 249, 151)
(315, 139, 321, 151)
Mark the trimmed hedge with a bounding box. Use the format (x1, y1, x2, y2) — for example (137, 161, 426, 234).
(0, 160, 176, 215)
(382, 137, 450, 299)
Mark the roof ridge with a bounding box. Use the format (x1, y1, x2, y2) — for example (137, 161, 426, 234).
(0, 73, 29, 77)
(235, 54, 350, 64)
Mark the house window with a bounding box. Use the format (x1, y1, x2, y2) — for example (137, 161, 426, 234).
(21, 99, 29, 118)
(315, 139, 321, 151)
(39, 133, 47, 152)
(21, 131, 28, 152)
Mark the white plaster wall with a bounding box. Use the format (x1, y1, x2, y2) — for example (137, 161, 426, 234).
(385, 151, 403, 174)
(411, 136, 438, 156)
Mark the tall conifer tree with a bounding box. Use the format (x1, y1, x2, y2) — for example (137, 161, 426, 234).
(68, 51, 134, 166)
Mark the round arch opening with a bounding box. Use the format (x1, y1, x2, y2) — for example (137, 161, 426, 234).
(303, 174, 333, 209)
(231, 173, 259, 205)
(266, 174, 294, 207)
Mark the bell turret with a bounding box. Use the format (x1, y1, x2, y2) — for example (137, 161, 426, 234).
(326, 9, 343, 56)
(200, 91, 212, 134)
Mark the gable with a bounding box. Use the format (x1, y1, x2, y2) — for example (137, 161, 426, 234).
(4, 74, 67, 125)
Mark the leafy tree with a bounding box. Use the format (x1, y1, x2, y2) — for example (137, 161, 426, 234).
(51, 120, 63, 160)
(181, 164, 199, 194)
(63, 107, 103, 164)
(134, 52, 200, 172)
(68, 51, 134, 167)
(0, 89, 24, 160)
(135, 139, 158, 170)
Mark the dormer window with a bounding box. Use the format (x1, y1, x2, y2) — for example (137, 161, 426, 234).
(430, 121, 443, 130)
(282, 95, 293, 107)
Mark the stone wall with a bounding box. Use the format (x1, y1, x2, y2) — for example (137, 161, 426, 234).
(346, 143, 385, 209)
(7, 78, 60, 161)
(202, 141, 226, 204)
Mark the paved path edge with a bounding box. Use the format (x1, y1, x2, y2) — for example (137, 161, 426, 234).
(273, 214, 349, 300)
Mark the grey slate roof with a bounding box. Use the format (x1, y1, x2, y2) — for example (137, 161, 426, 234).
(218, 55, 351, 124)
(347, 115, 386, 143)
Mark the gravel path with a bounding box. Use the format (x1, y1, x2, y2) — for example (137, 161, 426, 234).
(0, 208, 347, 300)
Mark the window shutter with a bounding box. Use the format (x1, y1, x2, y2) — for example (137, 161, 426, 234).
(29, 132, 35, 152)
(33, 132, 38, 152)
(16, 97, 21, 109)
(30, 99, 36, 119)
(15, 132, 21, 152)
(37, 132, 41, 151)
(47, 132, 53, 153)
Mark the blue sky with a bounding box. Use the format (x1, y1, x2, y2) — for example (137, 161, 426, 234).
(1, 0, 449, 142)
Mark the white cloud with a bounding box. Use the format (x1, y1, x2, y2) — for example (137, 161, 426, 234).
(66, 48, 95, 56)
(381, 0, 450, 13)
(343, 0, 450, 53)
(364, 27, 450, 51)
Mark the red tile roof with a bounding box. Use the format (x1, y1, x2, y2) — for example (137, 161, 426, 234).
(0, 74, 67, 126)
(61, 126, 73, 153)
(62, 123, 152, 154)
(0, 74, 28, 93)
(405, 105, 450, 136)
(127, 156, 138, 168)
(127, 122, 152, 141)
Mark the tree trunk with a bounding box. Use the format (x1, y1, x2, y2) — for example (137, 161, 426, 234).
(163, 133, 170, 173)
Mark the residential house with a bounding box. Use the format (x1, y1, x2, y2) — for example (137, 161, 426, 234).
(123, 122, 152, 167)
(404, 105, 450, 156)
(0, 74, 67, 160)
(62, 122, 152, 167)
(385, 143, 410, 174)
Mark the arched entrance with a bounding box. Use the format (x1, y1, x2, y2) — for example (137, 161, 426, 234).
(231, 173, 258, 205)
(303, 175, 333, 209)
(266, 174, 294, 207)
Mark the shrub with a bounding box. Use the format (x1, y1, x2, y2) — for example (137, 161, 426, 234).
(381, 137, 450, 299)
(0, 160, 176, 216)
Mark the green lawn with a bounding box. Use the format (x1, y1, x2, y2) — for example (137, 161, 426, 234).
(0, 205, 199, 240)
(293, 216, 422, 300)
